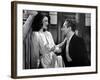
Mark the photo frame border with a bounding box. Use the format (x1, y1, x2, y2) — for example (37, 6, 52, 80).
(11, 1, 98, 79)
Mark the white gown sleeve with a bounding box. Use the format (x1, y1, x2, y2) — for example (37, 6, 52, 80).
(23, 15, 34, 39)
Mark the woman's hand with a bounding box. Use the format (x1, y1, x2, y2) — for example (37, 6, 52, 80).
(66, 56, 72, 62)
(44, 44, 51, 51)
(54, 46, 62, 53)
(50, 46, 56, 52)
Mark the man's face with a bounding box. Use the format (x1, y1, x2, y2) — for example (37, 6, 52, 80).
(61, 21, 69, 35)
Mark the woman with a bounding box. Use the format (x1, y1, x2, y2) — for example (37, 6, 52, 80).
(31, 13, 63, 68)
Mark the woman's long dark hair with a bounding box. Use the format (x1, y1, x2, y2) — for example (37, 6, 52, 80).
(31, 12, 50, 31)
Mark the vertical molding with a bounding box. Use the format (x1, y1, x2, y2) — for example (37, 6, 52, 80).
(11, 1, 17, 78)
(57, 12, 62, 43)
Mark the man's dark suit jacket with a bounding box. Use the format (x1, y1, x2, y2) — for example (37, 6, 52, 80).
(61, 34, 90, 67)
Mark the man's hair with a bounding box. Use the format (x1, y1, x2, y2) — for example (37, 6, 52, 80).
(65, 19, 76, 32)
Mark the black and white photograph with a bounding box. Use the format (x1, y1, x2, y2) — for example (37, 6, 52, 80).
(11, 1, 97, 78)
(23, 10, 91, 69)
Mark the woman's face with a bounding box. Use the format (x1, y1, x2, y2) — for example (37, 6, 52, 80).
(42, 16, 48, 29)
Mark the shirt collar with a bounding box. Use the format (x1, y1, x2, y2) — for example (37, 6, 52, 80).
(67, 32, 74, 43)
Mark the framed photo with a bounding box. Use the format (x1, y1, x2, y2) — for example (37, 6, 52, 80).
(11, 1, 98, 78)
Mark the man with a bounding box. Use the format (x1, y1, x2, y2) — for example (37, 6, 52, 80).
(61, 19, 90, 67)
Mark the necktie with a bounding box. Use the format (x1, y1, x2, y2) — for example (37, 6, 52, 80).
(66, 39, 70, 59)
